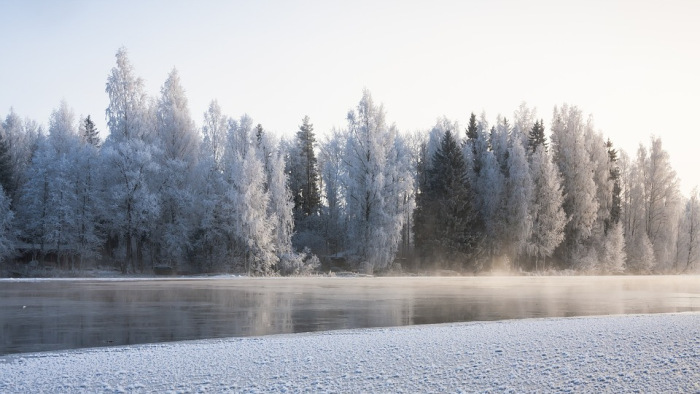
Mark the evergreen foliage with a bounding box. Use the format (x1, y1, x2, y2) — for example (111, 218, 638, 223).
(81, 115, 101, 148)
(527, 120, 546, 153)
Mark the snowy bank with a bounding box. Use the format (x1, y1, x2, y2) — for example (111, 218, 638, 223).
(1, 313, 699, 392)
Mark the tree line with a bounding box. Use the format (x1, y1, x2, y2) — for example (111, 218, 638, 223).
(0, 48, 698, 275)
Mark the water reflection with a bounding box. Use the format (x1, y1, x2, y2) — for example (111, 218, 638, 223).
(1, 276, 698, 354)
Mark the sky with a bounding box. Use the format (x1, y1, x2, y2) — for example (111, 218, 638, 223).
(1, 0, 699, 194)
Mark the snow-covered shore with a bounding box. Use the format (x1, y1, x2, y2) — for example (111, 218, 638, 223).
(2, 313, 699, 392)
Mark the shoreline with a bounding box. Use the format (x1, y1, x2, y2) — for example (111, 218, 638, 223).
(2, 313, 699, 392)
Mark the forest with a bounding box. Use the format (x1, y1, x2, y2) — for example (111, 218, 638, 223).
(0, 48, 698, 276)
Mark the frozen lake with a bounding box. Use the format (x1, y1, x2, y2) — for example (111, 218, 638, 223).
(1, 275, 699, 355)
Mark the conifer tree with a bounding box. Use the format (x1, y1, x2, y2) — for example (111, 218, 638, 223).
(528, 120, 546, 154)
(606, 138, 621, 231)
(0, 127, 13, 199)
(415, 129, 475, 268)
(81, 115, 101, 148)
(289, 116, 321, 219)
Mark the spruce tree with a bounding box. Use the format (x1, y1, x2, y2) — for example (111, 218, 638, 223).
(0, 129, 13, 199)
(606, 138, 621, 231)
(293, 116, 321, 217)
(465, 112, 478, 142)
(528, 119, 546, 153)
(82, 115, 101, 147)
(421, 129, 475, 268)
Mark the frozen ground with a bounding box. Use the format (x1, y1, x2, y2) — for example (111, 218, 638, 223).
(1, 313, 699, 392)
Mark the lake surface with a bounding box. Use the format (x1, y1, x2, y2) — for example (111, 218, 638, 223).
(1, 275, 699, 355)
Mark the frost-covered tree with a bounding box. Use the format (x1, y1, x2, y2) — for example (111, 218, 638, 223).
(600, 221, 626, 274)
(627, 229, 655, 273)
(190, 102, 229, 271)
(0, 122, 13, 199)
(584, 120, 613, 243)
(16, 102, 84, 267)
(79, 115, 101, 148)
(156, 68, 199, 163)
(102, 139, 160, 273)
(202, 100, 228, 169)
(676, 189, 700, 272)
(2, 110, 40, 203)
(318, 130, 347, 256)
(527, 145, 567, 271)
(500, 134, 532, 267)
(105, 47, 149, 143)
(343, 90, 413, 272)
(222, 116, 277, 274)
(0, 186, 14, 263)
(527, 120, 546, 154)
(640, 137, 681, 270)
(16, 136, 51, 262)
(472, 116, 504, 265)
(153, 68, 200, 268)
(550, 104, 598, 267)
(513, 102, 537, 149)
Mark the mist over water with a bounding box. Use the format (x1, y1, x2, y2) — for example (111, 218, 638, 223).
(1, 276, 698, 355)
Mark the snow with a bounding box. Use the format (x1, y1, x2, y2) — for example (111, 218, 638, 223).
(2, 313, 699, 392)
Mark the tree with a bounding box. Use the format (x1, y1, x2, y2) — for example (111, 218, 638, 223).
(640, 137, 681, 270)
(600, 221, 626, 274)
(0, 186, 15, 263)
(156, 68, 199, 163)
(676, 189, 700, 271)
(550, 104, 598, 267)
(343, 90, 413, 272)
(317, 130, 347, 257)
(222, 115, 277, 274)
(500, 135, 532, 268)
(465, 112, 478, 143)
(527, 120, 546, 154)
(0, 124, 13, 198)
(606, 139, 622, 230)
(102, 139, 161, 273)
(414, 127, 475, 268)
(202, 100, 228, 169)
(584, 120, 613, 244)
(80, 115, 101, 148)
(105, 47, 149, 143)
(288, 116, 321, 220)
(153, 68, 200, 269)
(103, 47, 161, 273)
(527, 145, 567, 271)
(2, 109, 41, 203)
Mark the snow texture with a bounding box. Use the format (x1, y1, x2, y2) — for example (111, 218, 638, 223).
(1, 313, 698, 392)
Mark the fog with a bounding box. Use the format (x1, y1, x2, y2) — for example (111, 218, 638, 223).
(1, 276, 698, 354)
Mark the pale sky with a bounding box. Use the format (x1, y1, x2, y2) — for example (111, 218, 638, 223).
(1, 0, 699, 194)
